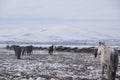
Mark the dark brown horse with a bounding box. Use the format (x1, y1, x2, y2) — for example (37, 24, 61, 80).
(22, 45, 33, 55)
(12, 45, 22, 59)
(48, 45, 54, 55)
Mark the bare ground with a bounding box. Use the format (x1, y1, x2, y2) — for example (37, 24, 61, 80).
(0, 49, 120, 80)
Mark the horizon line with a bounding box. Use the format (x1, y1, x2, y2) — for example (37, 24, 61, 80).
(0, 18, 120, 23)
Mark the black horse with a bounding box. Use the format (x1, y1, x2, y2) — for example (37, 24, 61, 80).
(12, 45, 22, 59)
(22, 45, 33, 55)
(48, 45, 54, 55)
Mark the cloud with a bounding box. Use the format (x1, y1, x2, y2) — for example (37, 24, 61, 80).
(23, 33, 32, 37)
(0, 0, 120, 41)
(0, 35, 13, 38)
(48, 36, 63, 41)
(0, 0, 120, 19)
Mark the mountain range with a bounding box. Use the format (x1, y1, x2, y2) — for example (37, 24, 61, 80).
(0, 39, 120, 46)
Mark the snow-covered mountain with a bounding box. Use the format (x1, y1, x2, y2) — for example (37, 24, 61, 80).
(0, 39, 120, 46)
(0, 24, 120, 45)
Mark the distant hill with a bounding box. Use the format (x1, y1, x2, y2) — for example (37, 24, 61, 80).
(0, 39, 120, 46)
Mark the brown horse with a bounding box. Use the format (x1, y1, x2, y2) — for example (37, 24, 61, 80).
(48, 45, 54, 55)
(22, 45, 33, 55)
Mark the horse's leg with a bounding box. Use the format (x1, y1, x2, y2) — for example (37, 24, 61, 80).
(30, 51, 33, 55)
(107, 69, 110, 80)
(17, 50, 21, 59)
(29, 51, 32, 55)
(26, 51, 28, 56)
(49, 51, 52, 55)
(107, 66, 112, 80)
(28, 52, 31, 55)
(51, 49, 54, 55)
(22, 49, 25, 55)
(101, 66, 104, 78)
(48, 48, 52, 55)
(111, 67, 117, 80)
(108, 71, 115, 80)
(26, 50, 28, 56)
(28, 52, 30, 55)
(28, 52, 31, 56)
(21, 49, 24, 59)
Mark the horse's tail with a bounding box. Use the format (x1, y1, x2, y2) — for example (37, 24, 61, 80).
(110, 50, 118, 80)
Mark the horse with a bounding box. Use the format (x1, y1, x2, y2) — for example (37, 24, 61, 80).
(12, 45, 22, 59)
(22, 45, 33, 56)
(48, 45, 54, 55)
(95, 42, 118, 80)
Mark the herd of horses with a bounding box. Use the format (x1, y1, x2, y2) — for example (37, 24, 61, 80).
(6, 42, 119, 80)
(6, 45, 54, 59)
(10, 45, 33, 59)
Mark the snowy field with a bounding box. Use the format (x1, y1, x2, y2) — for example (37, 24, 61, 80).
(0, 45, 120, 80)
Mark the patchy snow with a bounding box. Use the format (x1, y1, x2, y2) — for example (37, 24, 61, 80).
(0, 48, 120, 80)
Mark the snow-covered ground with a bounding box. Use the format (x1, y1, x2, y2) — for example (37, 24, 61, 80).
(0, 47, 120, 80)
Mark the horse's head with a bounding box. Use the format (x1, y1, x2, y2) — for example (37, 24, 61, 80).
(96, 42, 106, 56)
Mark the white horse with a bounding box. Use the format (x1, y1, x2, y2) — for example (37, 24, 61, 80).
(96, 42, 118, 80)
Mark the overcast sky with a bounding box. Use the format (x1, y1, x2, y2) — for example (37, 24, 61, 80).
(0, 0, 120, 41)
